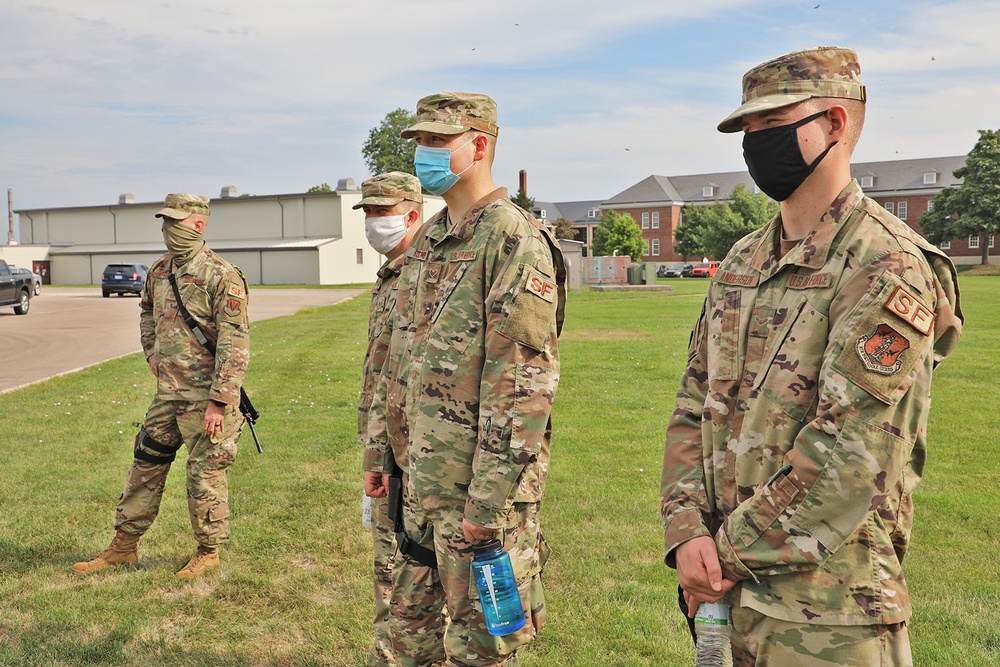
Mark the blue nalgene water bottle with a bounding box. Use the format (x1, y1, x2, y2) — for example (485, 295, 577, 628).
(471, 539, 526, 636)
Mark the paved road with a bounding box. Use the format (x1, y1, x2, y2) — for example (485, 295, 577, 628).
(0, 287, 363, 394)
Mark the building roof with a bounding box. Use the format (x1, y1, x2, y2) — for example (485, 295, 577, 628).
(532, 200, 604, 223)
(47, 237, 340, 255)
(600, 155, 967, 208)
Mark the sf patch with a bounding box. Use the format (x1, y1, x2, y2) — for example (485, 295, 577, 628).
(856, 323, 910, 376)
(525, 268, 557, 303)
(884, 285, 935, 335)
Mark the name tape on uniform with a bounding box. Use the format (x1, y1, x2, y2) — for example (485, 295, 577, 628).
(884, 285, 935, 336)
(788, 273, 833, 290)
(718, 271, 759, 287)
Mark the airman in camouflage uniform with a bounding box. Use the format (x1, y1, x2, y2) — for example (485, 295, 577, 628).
(364, 92, 566, 666)
(661, 47, 963, 665)
(73, 193, 250, 579)
(355, 172, 441, 666)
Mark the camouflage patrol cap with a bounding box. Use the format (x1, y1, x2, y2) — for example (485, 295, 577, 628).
(400, 92, 499, 138)
(717, 46, 866, 133)
(352, 172, 423, 210)
(155, 193, 211, 220)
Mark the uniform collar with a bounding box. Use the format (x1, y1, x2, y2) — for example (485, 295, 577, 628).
(377, 253, 405, 279)
(746, 179, 865, 278)
(425, 188, 509, 246)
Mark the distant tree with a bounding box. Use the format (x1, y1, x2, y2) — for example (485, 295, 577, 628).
(680, 184, 777, 260)
(552, 217, 577, 240)
(362, 108, 417, 176)
(307, 183, 332, 193)
(674, 209, 708, 261)
(511, 187, 535, 212)
(592, 210, 645, 261)
(918, 129, 1000, 264)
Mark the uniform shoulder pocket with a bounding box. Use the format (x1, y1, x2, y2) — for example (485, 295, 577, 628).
(496, 264, 557, 352)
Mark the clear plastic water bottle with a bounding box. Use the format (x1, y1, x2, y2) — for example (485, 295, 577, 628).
(361, 493, 372, 529)
(693, 602, 733, 667)
(471, 539, 526, 636)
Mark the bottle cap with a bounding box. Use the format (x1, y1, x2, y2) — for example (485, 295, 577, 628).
(471, 539, 503, 555)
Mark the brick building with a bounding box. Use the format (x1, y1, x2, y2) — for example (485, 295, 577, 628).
(538, 155, 984, 265)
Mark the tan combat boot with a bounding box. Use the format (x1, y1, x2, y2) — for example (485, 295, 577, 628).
(71, 530, 140, 575)
(175, 546, 220, 579)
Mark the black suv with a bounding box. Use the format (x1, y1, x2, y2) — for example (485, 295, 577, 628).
(659, 263, 694, 278)
(102, 263, 149, 297)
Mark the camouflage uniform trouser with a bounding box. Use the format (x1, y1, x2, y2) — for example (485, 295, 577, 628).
(731, 605, 913, 666)
(389, 495, 549, 667)
(370, 494, 397, 666)
(115, 397, 242, 548)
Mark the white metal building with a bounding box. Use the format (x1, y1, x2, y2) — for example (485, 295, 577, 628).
(12, 181, 444, 285)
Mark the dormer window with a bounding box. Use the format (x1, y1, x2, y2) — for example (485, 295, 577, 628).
(923, 171, 938, 185)
(702, 184, 716, 198)
(588, 208, 599, 218)
(860, 174, 874, 188)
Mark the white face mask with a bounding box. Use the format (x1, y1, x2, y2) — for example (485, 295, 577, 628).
(364, 214, 408, 255)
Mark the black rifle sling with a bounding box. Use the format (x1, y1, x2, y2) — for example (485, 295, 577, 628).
(166, 263, 256, 420)
(388, 459, 438, 569)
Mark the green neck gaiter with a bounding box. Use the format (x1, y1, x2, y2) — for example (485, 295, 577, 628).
(162, 222, 206, 265)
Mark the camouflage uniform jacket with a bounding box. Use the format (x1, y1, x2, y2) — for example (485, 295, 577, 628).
(661, 180, 962, 626)
(140, 245, 250, 406)
(366, 188, 566, 529)
(359, 255, 403, 460)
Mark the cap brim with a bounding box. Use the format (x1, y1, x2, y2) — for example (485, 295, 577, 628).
(400, 121, 469, 139)
(717, 93, 813, 133)
(155, 208, 190, 220)
(351, 196, 406, 210)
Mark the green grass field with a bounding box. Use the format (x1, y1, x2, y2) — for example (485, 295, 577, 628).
(0, 277, 997, 666)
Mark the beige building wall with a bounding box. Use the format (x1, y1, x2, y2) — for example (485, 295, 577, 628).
(16, 189, 446, 286)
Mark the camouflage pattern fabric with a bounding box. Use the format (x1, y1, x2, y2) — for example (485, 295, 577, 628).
(116, 397, 242, 546)
(359, 256, 404, 665)
(353, 172, 423, 210)
(730, 605, 912, 666)
(140, 247, 250, 406)
(390, 496, 547, 667)
(369, 494, 397, 666)
(361, 257, 404, 467)
(366, 189, 565, 663)
(718, 46, 866, 133)
(400, 92, 500, 138)
(661, 180, 963, 627)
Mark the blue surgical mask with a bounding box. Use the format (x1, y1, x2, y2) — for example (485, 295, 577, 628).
(414, 138, 475, 195)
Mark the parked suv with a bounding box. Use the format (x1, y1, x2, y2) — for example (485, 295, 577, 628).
(11, 267, 42, 295)
(691, 261, 720, 278)
(658, 262, 694, 278)
(101, 263, 149, 297)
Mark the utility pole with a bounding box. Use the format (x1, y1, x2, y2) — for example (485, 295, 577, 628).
(7, 189, 14, 245)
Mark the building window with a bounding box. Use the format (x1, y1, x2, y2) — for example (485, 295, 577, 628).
(652, 239, 660, 256)
(991, 235, 995, 249)
(897, 201, 907, 220)
(357, 248, 364, 264)
(939, 240, 951, 250)
(928, 200, 934, 212)
(860, 175, 874, 188)
(969, 235, 980, 249)
(644, 240, 650, 256)
(702, 185, 714, 198)
(641, 212, 650, 229)
(652, 212, 660, 229)
(884, 201, 894, 214)
(923, 171, 938, 185)
(588, 208, 599, 218)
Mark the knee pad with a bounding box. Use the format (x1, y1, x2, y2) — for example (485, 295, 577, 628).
(133, 428, 182, 465)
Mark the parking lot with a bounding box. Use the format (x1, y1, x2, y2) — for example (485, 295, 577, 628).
(0, 287, 362, 393)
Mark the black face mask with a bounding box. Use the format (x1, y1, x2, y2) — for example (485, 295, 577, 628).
(742, 109, 837, 201)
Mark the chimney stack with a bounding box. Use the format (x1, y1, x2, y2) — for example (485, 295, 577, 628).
(519, 169, 527, 195)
